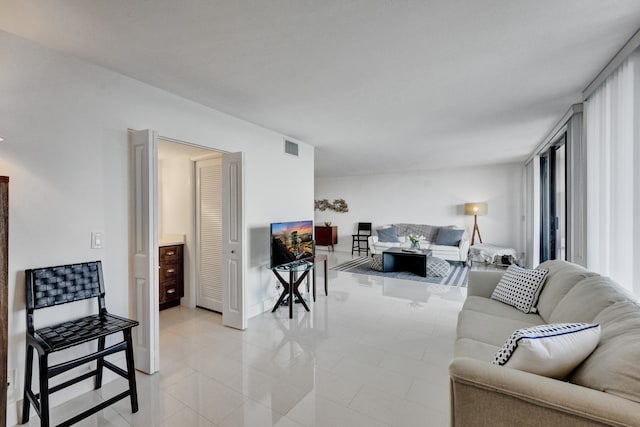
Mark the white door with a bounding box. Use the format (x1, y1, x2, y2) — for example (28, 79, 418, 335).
(196, 158, 223, 312)
(128, 129, 159, 374)
(222, 152, 246, 329)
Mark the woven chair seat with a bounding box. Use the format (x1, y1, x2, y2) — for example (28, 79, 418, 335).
(35, 313, 139, 352)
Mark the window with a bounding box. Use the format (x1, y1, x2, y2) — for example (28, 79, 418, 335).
(539, 134, 566, 262)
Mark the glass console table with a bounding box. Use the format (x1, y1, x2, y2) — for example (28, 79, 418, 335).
(270, 262, 314, 319)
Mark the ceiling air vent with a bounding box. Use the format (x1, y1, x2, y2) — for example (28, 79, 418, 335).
(284, 139, 299, 157)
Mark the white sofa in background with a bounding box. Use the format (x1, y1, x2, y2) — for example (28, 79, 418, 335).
(450, 260, 640, 426)
(367, 223, 469, 263)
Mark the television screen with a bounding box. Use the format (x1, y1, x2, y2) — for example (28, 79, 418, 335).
(270, 220, 314, 267)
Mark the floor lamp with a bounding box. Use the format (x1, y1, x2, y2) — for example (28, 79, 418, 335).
(464, 202, 487, 246)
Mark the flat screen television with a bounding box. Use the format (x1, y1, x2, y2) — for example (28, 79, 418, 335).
(270, 220, 314, 268)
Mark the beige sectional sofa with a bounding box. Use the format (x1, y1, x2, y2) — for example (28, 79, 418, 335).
(450, 260, 640, 426)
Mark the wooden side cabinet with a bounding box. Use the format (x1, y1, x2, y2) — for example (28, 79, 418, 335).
(315, 226, 337, 251)
(159, 244, 184, 310)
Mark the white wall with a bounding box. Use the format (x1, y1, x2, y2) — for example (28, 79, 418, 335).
(315, 164, 524, 256)
(159, 156, 193, 242)
(0, 31, 313, 424)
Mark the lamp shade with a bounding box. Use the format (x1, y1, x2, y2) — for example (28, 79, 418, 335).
(464, 202, 488, 216)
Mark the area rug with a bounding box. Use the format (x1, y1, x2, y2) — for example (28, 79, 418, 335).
(331, 257, 468, 287)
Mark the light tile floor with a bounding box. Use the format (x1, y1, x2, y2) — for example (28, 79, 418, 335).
(20, 251, 472, 427)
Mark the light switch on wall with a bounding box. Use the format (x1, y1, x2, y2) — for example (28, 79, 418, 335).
(91, 231, 104, 249)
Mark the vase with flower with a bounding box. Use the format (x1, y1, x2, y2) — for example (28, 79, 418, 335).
(408, 234, 421, 250)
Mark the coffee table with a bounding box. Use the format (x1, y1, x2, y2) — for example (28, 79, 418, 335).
(382, 247, 433, 277)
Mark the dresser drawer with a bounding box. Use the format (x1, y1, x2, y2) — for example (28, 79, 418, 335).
(160, 245, 182, 261)
(160, 281, 179, 304)
(160, 261, 180, 282)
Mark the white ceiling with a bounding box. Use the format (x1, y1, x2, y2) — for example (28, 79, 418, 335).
(2, 1, 640, 177)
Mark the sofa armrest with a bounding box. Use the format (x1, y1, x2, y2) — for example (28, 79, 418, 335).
(458, 233, 470, 261)
(449, 357, 640, 427)
(467, 271, 505, 298)
(368, 236, 378, 254)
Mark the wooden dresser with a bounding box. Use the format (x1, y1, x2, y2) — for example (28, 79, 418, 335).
(159, 244, 184, 310)
(315, 226, 337, 251)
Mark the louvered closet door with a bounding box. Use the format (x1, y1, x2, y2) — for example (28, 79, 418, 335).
(196, 158, 223, 312)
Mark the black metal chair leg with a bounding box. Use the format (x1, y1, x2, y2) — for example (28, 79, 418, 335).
(38, 353, 50, 427)
(123, 330, 139, 413)
(21, 344, 34, 423)
(95, 336, 105, 389)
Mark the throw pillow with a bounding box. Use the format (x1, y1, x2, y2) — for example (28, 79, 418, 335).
(434, 228, 464, 246)
(492, 323, 601, 379)
(427, 256, 450, 277)
(491, 264, 549, 313)
(370, 254, 384, 271)
(377, 226, 400, 243)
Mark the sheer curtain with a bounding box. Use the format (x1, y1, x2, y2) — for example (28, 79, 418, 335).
(585, 50, 640, 295)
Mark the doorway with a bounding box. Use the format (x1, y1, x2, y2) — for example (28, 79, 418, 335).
(158, 140, 223, 312)
(129, 129, 246, 375)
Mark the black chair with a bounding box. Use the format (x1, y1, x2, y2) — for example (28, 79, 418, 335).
(22, 261, 139, 427)
(351, 222, 372, 256)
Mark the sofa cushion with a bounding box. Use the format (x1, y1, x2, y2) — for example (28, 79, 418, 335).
(537, 269, 599, 322)
(571, 301, 640, 403)
(434, 228, 464, 246)
(548, 276, 631, 324)
(491, 265, 549, 313)
(454, 337, 500, 360)
(537, 259, 580, 272)
(536, 260, 597, 322)
(373, 238, 405, 247)
(394, 223, 439, 242)
(427, 244, 462, 257)
(377, 226, 400, 242)
(457, 308, 542, 347)
(462, 296, 545, 323)
(492, 323, 601, 379)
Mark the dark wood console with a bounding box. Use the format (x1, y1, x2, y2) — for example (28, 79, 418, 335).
(315, 226, 337, 251)
(159, 244, 184, 310)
